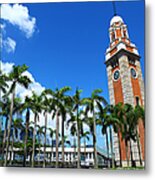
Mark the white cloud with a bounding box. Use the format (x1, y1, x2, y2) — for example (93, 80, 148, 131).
(1, 4, 36, 38)
(0, 23, 6, 32)
(2, 37, 16, 53)
(1, 61, 14, 74)
(1, 61, 45, 100)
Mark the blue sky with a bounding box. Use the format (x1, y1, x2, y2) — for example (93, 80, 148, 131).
(1, 0, 145, 102)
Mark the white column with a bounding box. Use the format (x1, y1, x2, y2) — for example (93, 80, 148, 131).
(91, 153, 94, 161)
(119, 55, 134, 106)
(87, 153, 89, 160)
(107, 65, 115, 105)
(71, 153, 73, 162)
(67, 153, 70, 162)
(135, 60, 145, 106)
(64, 153, 67, 162)
(11, 151, 14, 161)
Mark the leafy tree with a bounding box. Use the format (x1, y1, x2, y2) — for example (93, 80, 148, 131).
(48, 128, 56, 163)
(30, 92, 43, 167)
(80, 131, 90, 160)
(71, 88, 84, 168)
(4, 64, 31, 166)
(83, 89, 108, 168)
(45, 86, 71, 168)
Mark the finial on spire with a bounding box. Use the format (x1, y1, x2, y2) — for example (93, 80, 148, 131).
(112, 1, 117, 16)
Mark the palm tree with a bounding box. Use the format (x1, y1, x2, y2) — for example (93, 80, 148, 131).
(1, 96, 22, 164)
(108, 105, 124, 167)
(41, 90, 54, 167)
(30, 92, 43, 167)
(27, 125, 34, 164)
(10, 118, 23, 165)
(0, 72, 9, 156)
(114, 103, 138, 167)
(42, 115, 47, 168)
(36, 125, 44, 164)
(0, 71, 9, 111)
(0, 72, 9, 95)
(20, 96, 32, 167)
(122, 104, 145, 167)
(83, 89, 108, 168)
(45, 86, 71, 168)
(112, 103, 126, 167)
(101, 118, 110, 167)
(67, 111, 86, 168)
(0, 129, 3, 157)
(0, 97, 10, 160)
(60, 94, 72, 167)
(135, 105, 145, 127)
(71, 88, 84, 168)
(48, 128, 56, 164)
(0, 71, 9, 127)
(67, 119, 77, 166)
(134, 105, 145, 166)
(60, 135, 71, 165)
(59, 135, 71, 160)
(100, 105, 122, 168)
(4, 64, 31, 166)
(80, 131, 90, 161)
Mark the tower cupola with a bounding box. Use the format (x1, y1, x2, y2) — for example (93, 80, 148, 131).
(105, 15, 139, 62)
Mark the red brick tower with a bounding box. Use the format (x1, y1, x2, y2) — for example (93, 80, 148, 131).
(105, 15, 145, 167)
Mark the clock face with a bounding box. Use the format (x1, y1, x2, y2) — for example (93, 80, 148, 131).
(113, 70, 120, 81)
(131, 68, 137, 78)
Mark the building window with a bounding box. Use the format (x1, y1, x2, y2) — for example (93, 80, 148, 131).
(123, 30, 127, 38)
(111, 31, 115, 41)
(135, 96, 140, 106)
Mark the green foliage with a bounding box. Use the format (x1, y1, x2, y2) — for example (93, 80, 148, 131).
(0, 63, 145, 168)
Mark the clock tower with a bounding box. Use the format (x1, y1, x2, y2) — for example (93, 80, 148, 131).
(105, 15, 145, 167)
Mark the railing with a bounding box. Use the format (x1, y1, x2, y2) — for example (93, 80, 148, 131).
(96, 146, 112, 159)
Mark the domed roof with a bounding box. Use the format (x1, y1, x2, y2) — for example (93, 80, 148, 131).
(110, 15, 124, 26)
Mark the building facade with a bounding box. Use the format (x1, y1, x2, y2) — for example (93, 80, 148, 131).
(7, 146, 110, 167)
(105, 15, 145, 167)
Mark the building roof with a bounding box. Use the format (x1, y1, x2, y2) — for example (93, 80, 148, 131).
(110, 15, 123, 26)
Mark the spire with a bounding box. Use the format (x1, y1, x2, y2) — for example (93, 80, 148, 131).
(112, 1, 117, 16)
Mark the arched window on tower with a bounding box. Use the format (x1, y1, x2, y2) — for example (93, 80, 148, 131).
(123, 30, 127, 38)
(135, 96, 140, 106)
(111, 31, 115, 41)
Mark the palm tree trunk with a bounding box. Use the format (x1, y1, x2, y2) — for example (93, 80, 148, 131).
(50, 138, 53, 164)
(9, 129, 15, 165)
(136, 128, 142, 166)
(129, 139, 134, 167)
(125, 139, 129, 167)
(61, 117, 65, 167)
(109, 127, 115, 168)
(117, 132, 122, 167)
(84, 138, 86, 161)
(93, 110, 98, 169)
(30, 151, 32, 165)
(31, 114, 37, 167)
(4, 89, 15, 166)
(23, 109, 30, 167)
(74, 136, 76, 166)
(2, 117, 9, 161)
(38, 136, 41, 166)
(76, 107, 81, 169)
(56, 110, 59, 168)
(43, 112, 47, 168)
(77, 123, 81, 168)
(105, 129, 110, 168)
